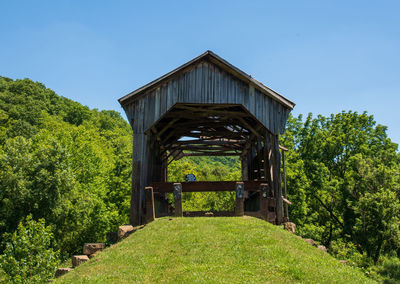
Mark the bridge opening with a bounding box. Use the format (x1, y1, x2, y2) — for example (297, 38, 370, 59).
(118, 51, 295, 225)
(168, 155, 239, 213)
(148, 103, 269, 219)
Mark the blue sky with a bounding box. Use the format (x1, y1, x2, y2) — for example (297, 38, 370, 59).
(1, 1, 399, 143)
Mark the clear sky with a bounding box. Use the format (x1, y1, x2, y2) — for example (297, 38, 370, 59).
(1, 1, 399, 143)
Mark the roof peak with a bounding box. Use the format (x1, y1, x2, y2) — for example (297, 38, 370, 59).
(119, 51, 295, 109)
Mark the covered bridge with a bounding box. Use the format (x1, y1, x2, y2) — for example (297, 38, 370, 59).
(119, 51, 295, 226)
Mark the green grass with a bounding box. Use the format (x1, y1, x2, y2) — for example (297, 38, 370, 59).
(56, 217, 374, 283)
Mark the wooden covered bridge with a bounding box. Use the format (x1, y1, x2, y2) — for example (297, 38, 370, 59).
(119, 51, 295, 226)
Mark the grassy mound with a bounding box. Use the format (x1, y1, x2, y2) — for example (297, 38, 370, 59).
(56, 217, 373, 283)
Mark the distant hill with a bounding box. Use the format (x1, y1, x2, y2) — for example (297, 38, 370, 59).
(56, 217, 373, 283)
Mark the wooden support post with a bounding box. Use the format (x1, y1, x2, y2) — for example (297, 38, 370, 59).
(263, 132, 272, 187)
(235, 182, 244, 216)
(260, 183, 276, 223)
(241, 157, 248, 181)
(130, 132, 151, 226)
(256, 138, 263, 180)
(173, 183, 183, 217)
(162, 153, 168, 182)
(272, 135, 284, 224)
(130, 159, 142, 226)
(145, 186, 155, 223)
(247, 148, 253, 180)
(259, 183, 268, 215)
(282, 149, 289, 222)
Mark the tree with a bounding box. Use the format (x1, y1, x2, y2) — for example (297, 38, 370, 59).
(348, 154, 400, 263)
(281, 112, 400, 266)
(0, 77, 132, 256)
(354, 188, 400, 264)
(0, 215, 59, 283)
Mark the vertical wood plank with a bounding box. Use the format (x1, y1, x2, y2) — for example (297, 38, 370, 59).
(200, 62, 205, 102)
(130, 132, 148, 225)
(204, 62, 210, 103)
(216, 68, 221, 103)
(235, 182, 244, 216)
(241, 157, 248, 181)
(160, 84, 167, 116)
(272, 134, 283, 224)
(173, 183, 183, 217)
(249, 85, 255, 116)
(282, 149, 289, 221)
(211, 63, 215, 102)
(259, 183, 268, 218)
(154, 88, 160, 121)
(145, 186, 155, 223)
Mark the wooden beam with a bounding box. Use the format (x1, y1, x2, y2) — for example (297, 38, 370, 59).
(279, 145, 288, 151)
(165, 149, 183, 163)
(173, 105, 250, 117)
(163, 140, 244, 156)
(282, 149, 289, 220)
(158, 118, 179, 138)
(168, 144, 241, 151)
(175, 151, 185, 160)
(240, 125, 263, 158)
(238, 117, 262, 138)
(165, 110, 249, 119)
(161, 119, 239, 129)
(166, 149, 180, 160)
(145, 186, 155, 223)
(163, 132, 246, 147)
(282, 197, 292, 205)
(149, 181, 268, 193)
(160, 127, 247, 147)
(178, 104, 241, 110)
(235, 182, 244, 216)
(272, 134, 283, 224)
(264, 133, 272, 186)
(173, 183, 183, 217)
(172, 139, 246, 145)
(183, 152, 239, 157)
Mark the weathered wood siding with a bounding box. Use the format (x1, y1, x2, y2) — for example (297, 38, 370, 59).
(123, 60, 291, 135)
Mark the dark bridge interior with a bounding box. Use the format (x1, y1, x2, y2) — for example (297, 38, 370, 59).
(145, 103, 287, 222)
(148, 103, 265, 162)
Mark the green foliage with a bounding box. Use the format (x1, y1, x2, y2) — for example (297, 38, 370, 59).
(168, 156, 240, 211)
(353, 188, 400, 263)
(281, 111, 400, 281)
(375, 256, 400, 283)
(0, 215, 59, 283)
(0, 76, 132, 258)
(329, 239, 365, 267)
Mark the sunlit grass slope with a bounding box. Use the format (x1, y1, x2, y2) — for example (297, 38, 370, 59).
(57, 217, 373, 283)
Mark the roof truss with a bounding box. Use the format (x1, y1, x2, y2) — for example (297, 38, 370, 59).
(147, 104, 270, 162)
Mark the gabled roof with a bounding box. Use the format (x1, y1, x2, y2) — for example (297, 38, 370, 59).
(118, 50, 295, 110)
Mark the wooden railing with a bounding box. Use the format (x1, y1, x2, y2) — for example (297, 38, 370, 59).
(145, 181, 286, 224)
(149, 181, 268, 193)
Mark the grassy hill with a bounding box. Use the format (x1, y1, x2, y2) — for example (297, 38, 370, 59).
(56, 217, 373, 283)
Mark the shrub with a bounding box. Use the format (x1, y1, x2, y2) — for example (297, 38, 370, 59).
(376, 256, 400, 283)
(0, 215, 59, 283)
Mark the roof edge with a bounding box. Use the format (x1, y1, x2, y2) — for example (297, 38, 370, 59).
(119, 50, 295, 110)
(206, 51, 295, 109)
(118, 51, 211, 104)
